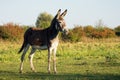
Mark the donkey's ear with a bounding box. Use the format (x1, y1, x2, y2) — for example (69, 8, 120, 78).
(56, 9, 61, 19)
(57, 9, 61, 15)
(61, 9, 67, 18)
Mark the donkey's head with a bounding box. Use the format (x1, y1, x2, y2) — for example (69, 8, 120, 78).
(52, 9, 69, 34)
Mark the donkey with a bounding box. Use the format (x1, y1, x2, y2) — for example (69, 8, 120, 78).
(18, 9, 68, 74)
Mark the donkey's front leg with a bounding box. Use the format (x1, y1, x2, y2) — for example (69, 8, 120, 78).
(48, 48, 52, 74)
(53, 48, 57, 74)
(29, 48, 36, 72)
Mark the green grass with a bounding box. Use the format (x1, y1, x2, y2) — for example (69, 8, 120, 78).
(0, 39, 120, 80)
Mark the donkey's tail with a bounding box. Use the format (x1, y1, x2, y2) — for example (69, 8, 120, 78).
(18, 41, 27, 53)
(18, 28, 32, 54)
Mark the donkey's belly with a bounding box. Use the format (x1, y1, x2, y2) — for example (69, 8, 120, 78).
(32, 45, 48, 50)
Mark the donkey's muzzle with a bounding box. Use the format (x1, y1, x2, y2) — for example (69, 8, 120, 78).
(62, 28, 69, 35)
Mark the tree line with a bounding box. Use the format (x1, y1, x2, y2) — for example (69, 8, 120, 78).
(0, 22, 120, 42)
(61, 25, 120, 42)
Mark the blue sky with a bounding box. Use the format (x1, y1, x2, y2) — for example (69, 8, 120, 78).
(0, 0, 120, 28)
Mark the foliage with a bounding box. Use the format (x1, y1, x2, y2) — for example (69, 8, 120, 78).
(61, 26, 85, 42)
(61, 25, 116, 42)
(0, 22, 118, 42)
(114, 25, 120, 32)
(84, 25, 95, 37)
(0, 23, 24, 41)
(35, 12, 53, 28)
(114, 25, 120, 36)
(91, 27, 116, 38)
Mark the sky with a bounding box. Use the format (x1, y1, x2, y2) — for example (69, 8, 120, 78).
(0, 0, 120, 29)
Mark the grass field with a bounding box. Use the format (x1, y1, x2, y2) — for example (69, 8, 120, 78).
(0, 38, 120, 80)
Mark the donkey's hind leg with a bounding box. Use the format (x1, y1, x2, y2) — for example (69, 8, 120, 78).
(19, 44, 30, 73)
(29, 48, 36, 72)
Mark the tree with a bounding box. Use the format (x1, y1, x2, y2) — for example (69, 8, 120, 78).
(95, 19, 105, 31)
(114, 25, 120, 32)
(35, 12, 53, 28)
(114, 25, 120, 36)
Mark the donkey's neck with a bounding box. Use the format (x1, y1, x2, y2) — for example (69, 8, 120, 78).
(47, 25, 59, 40)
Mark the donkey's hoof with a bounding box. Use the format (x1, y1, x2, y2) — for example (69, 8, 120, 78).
(19, 71, 23, 74)
(33, 70, 37, 73)
(48, 71, 51, 74)
(54, 71, 57, 74)
(31, 69, 37, 73)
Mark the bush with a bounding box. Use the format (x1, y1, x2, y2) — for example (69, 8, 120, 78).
(60, 25, 116, 42)
(114, 25, 120, 32)
(114, 25, 120, 36)
(0, 23, 24, 41)
(91, 27, 116, 38)
(61, 26, 85, 42)
(84, 25, 94, 37)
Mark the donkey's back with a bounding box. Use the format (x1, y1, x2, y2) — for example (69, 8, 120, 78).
(18, 27, 48, 53)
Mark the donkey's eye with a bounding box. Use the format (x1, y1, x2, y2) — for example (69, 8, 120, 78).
(59, 22, 62, 23)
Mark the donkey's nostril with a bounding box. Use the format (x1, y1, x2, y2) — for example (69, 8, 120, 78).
(62, 29, 69, 35)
